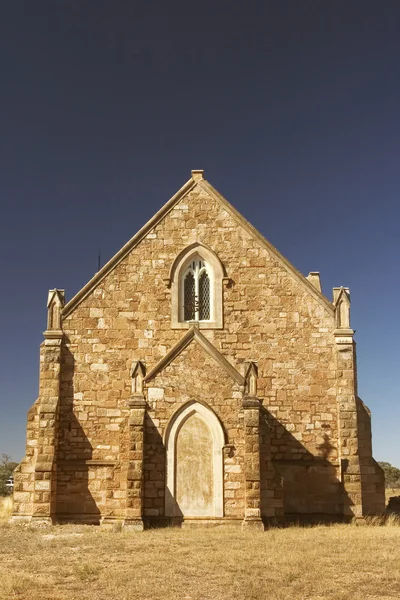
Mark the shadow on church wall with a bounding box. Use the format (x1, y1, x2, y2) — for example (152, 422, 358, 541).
(262, 408, 351, 521)
(56, 345, 101, 524)
(143, 406, 351, 526)
(143, 413, 180, 522)
(54, 345, 353, 524)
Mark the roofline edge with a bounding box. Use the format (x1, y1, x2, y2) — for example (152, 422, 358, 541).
(62, 177, 196, 318)
(199, 179, 335, 315)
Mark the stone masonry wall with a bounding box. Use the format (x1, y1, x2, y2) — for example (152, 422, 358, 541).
(12, 398, 40, 519)
(56, 181, 341, 520)
(356, 398, 385, 514)
(144, 342, 244, 519)
(14, 176, 384, 522)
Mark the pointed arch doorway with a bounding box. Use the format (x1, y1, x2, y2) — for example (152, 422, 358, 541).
(165, 402, 224, 518)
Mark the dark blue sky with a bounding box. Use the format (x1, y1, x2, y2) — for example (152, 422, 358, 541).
(0, 1, 399, 465)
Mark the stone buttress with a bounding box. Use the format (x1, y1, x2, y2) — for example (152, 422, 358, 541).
(333, 288, 384, 518)
(12, 290, 65, 524)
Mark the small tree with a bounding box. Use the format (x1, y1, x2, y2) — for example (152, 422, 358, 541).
(0, 454, 18, 496)
(378, 461, 400, 489)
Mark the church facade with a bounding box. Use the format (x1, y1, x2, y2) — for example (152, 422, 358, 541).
(13, 170, 385, 528)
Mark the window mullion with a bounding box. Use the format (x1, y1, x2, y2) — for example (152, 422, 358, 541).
(195, 270, 200, 320)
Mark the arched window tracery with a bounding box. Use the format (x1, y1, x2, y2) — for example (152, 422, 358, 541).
(199, 270, 210, 320)
(170, 243, 224, 329)
(182, 257, 211, 322)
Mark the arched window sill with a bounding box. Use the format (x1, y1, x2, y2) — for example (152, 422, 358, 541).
(171, 319, 223, 330)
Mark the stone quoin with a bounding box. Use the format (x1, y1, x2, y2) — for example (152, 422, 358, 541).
(12, 170, 385, 528)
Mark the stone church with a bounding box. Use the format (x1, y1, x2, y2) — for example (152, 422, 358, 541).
(13, 170, 385, 528)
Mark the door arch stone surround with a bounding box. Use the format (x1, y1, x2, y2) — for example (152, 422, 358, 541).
(164, 401, 225, 518)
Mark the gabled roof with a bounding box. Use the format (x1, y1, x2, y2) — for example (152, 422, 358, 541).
(144, 326, 245, 386)
(62, 170, 334, 317)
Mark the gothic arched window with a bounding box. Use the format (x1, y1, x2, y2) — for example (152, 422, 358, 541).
(170, 243, 225, 329)
(183, 258, 211, 322)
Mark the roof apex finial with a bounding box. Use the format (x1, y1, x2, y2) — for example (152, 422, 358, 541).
(191, 169, 204, 182)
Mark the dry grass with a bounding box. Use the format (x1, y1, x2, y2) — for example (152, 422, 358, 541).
(0, 515, 400, 600)
(0, 496, 12, 520)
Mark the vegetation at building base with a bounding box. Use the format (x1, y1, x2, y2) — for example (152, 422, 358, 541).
(378, 461, 400, 489)
(0, 454, 17, 496)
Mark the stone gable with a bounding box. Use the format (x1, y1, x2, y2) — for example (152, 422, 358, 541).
(12, 170, 385, 527)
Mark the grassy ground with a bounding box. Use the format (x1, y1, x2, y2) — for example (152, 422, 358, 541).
(1, 497, 400, 600)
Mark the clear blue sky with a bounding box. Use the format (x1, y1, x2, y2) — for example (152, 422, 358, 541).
(0, 1, 399, 466)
